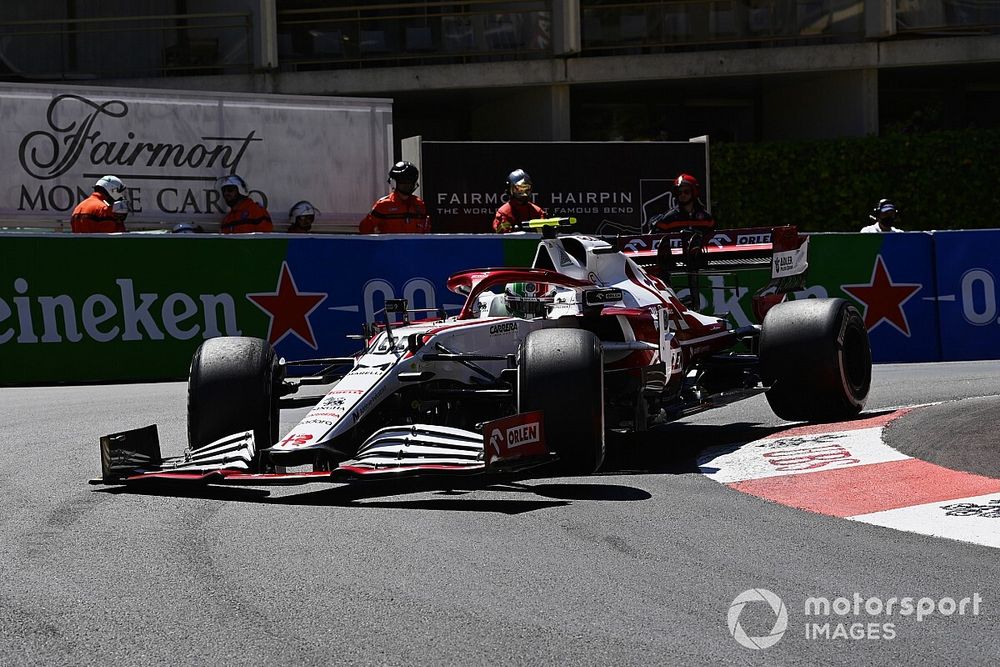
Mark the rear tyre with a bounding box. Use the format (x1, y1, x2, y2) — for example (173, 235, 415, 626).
(760, 298, 871, 422)
(188, 337, 282, 468)
(518, 328, 605, 474)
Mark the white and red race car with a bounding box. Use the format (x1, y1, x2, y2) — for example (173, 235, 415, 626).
(93, 224, 872, 487)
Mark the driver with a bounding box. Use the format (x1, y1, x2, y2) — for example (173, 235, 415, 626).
(493, 169, 547, 233)
(504, 282, 556, 318)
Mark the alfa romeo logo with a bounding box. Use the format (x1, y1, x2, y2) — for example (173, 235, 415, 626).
(489, 428, 505, 457)
(728, 588, 787, 650)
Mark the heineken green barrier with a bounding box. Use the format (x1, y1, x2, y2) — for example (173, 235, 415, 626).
(0, 234, 537, 385)
(0, 231, 944, 385)
(1, 235, 281, 384)
(672, 231, 940, 363)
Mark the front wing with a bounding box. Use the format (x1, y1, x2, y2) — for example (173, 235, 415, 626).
(89, 412, 553, 488)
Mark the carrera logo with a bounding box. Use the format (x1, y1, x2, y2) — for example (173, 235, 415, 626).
(506, 422, 540, 449)
(489, 322, 518, 335)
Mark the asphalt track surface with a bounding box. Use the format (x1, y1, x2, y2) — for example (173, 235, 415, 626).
(3, 361, 1000, 665)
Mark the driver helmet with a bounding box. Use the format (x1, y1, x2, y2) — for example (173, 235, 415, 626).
(504, 282, 556, 318)
(506, 169, 533, 203)
(388, 161, 419, 195)
(95, 175, 127, 202)
(672, 173, 701, 199)
(870, 198, 900, 225)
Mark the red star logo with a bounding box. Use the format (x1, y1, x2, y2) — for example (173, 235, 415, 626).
(247, 262, 327, 349)
(841, 256, 922, 336)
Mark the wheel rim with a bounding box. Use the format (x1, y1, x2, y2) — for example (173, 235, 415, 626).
(842, 322, 871, 397)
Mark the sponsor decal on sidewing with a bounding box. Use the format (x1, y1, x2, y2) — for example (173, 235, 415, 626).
(484, 411, 546, 465)
(489, 322, 518, 336)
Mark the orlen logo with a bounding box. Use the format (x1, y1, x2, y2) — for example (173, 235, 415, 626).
(506, 422, 540, 449)
(484, 411, 546, 465)
(737, 233, 771, 245)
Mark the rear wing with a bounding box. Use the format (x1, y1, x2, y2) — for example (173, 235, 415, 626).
(610, 225, 809, 321)
(608, 226, 784, 271)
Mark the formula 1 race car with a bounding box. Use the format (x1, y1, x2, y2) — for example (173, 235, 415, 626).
(93, 222, 872, 487)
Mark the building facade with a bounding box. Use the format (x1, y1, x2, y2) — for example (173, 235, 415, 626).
(2, 1, 998, 150)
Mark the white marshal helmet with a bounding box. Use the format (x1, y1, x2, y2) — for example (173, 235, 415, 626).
(288, 200, 317, 222)
(95, 175, 127, 201)
(217, 174, 249, 196)
(111, 200, 129, 217)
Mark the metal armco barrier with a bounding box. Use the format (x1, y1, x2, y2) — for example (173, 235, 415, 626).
(0, 230, 990, 385)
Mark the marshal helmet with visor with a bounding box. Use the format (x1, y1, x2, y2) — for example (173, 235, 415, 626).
(388, 161, 419, 195)
(95, 175, 127, 202)
(217, 174, 249, 196)
(506, 169, 533, 203)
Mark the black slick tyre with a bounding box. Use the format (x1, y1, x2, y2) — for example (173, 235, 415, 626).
(759, 298, 871, 422)
(187, 336, 282, 465)
(518, 328, 605, 474)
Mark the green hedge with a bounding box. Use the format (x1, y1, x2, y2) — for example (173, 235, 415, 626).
(710, 129, 1000, 232)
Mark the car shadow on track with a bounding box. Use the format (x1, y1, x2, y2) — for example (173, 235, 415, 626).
(268, 479, 652, 514)
(91, 475, 652, 514)
(624, 409, 905, 476)
(92, 485, 272, 502)
(601, 421, 785, 476)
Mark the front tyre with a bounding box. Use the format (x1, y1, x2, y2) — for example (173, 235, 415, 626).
(188, 336, 282, 468)
(518, 328, 605, 474)
(760, 298, 871, 422)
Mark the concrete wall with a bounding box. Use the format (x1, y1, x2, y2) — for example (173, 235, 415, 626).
(470, 85, 571, 141)
(762, 69, 879, 140)
(89, 15, 1000, 143)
